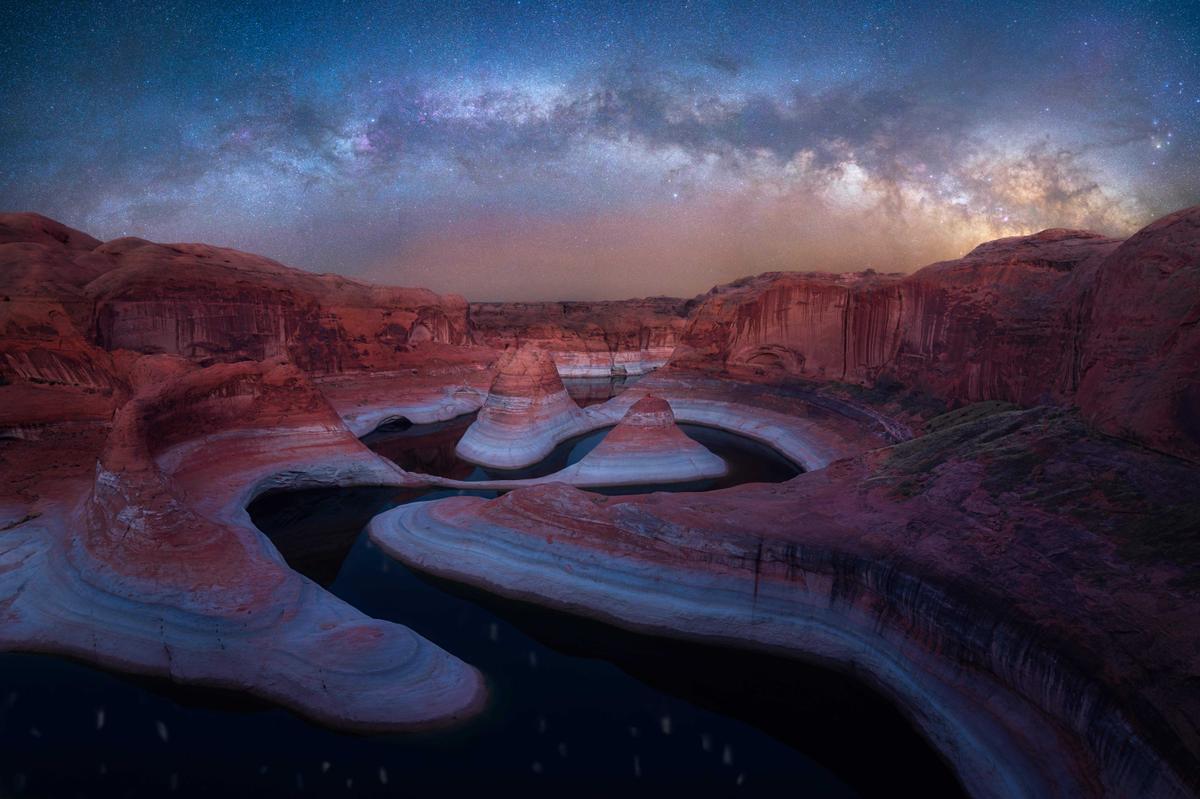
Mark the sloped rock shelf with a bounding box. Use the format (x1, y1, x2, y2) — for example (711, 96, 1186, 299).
(0, 410, 956, 797)
(0, 484, 964, 798)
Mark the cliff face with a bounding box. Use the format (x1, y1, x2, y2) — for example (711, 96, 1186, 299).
(0, 214, 473, 381)
(670, 216, 1200, 461)
(671, 271, 906, 382)
(470, 297, 690, 376)
(85, 237, 472, 373)
(1071, 207, 1200, 461)
(674, 230, 1120, 395)
(0, 217, 127, 431)
(892, 228, 1120, 405)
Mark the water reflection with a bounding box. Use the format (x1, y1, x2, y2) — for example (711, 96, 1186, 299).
(561, 374, 640, 407)
(362, 416, 801, 488)
(0, 484, 965, 798)
(254, 485, 965, 798)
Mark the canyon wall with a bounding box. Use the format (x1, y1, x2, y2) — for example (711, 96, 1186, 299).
(671, 214, 1199, 461)
(0, 213, 474, 383)
(891, 228, 1120, 405)
(470, 297, 690, 376)
(85, 238, 473, 373)
(3, 206, 1197, 459)
(669, 271, 906, 382)
(1071, 207, 1200, 460)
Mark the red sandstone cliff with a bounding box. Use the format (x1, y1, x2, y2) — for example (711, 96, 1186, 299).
(1071, 207, 1200, 460)
(670, 214, 1199, 460)
(891, 228, 1120, 405)
(85, 238, 472, 372)
(669, 270, 906, 382)
(0, 213, 474, 382)
(4, 207, 1198, 459)
(470, 298, 689, 376)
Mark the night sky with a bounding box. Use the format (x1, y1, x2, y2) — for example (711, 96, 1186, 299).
(1, 1, 1198, 300)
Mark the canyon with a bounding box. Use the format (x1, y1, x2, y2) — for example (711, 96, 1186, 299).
(1, 207, 1198, 797)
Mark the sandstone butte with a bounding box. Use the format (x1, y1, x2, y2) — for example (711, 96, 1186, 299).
(560, 393, 727, 485)
(454, 346, 591, 469)
(426, 393, 729, 492)
(1, 207, 1199, 798)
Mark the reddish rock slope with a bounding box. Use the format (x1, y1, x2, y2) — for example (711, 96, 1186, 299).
(671, 214, 1199, 460)
(1071, 207, 1200, 460)
(0, 213, 475, 381)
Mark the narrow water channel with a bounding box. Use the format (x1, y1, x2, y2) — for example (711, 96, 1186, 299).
(0, 415, 966, 798)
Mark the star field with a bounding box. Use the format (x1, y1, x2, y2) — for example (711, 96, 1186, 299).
(1, 0, 1197, 299)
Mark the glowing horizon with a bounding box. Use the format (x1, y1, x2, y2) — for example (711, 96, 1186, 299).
(1, 1, 1197, 300)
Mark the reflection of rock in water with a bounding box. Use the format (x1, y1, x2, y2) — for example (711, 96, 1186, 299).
(402, 557, 967, 798)
(562, 375, 640, 407)
(249, 487, 413, 586)
(361, 414, 478, 480)
(362, 414, 801, 488)
(249, 484, 964, 798)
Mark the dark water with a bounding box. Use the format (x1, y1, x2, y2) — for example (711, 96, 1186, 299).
(364, 415, 802, 487)
(561, 375, 640, 407)
(0, 421, 965, 798)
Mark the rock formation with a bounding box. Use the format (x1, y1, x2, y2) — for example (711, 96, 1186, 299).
(562, 394, 726, 486)
(454, 347, 591, 469)
(371, 404, 1200, 798)
(425, 393, 729, 491)
(1071, 206, 1200, 460)
(2, 206, 1199, 798)
(670, 270, 907, 382)
(669, 214, 1200, 461)
(0, 213, 476, 381)
(85, 238, 472, 373)
(1, 350, 486, 730)
(470, 297, 690, 377)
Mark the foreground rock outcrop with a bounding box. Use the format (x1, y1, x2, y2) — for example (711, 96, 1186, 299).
(372, 404, 1200, 798)
(1, 354, 486, 730)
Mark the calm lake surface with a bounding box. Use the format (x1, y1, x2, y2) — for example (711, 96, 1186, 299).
(0, 416, 966, 798)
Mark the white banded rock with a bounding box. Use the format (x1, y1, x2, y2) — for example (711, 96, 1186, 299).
(455, 348, 590, 469)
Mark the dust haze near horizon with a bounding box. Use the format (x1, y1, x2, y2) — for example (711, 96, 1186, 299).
(1, 1, 1198, 301)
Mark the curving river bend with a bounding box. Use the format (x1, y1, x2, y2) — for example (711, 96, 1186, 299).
(0, 411, 966, 798)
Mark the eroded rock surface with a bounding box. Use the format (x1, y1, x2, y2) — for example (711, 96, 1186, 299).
(372, 405, 1200, 798)
(1, 207, 1198, 798)
(455, 347, 590, 469)
(1071, 207, 1200, 460)
(1, 352, 486, 730)
(470, 297, 689, 377)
